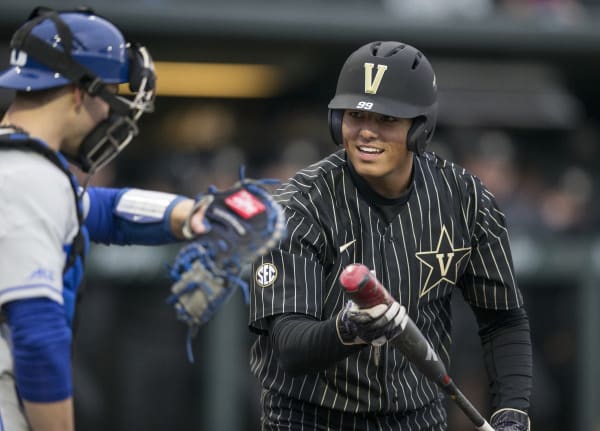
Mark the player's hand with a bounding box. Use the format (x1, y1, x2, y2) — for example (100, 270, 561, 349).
(170, 199, 209, 239)
(336, 299, 407, 346)
(184, 201, 209, 236)
(490, 408, 530, 431)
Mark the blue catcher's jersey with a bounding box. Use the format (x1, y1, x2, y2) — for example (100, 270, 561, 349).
(0, 129, 88, 326)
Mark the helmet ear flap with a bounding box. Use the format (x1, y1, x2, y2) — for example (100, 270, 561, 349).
(328, 109, 344, 146)
(407, 117, 429, 155)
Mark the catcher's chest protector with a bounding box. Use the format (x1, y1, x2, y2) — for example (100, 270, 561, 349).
(0, 131, 87, 327)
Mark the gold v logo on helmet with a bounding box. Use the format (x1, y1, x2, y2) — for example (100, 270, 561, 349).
(364, 63, 388, 94)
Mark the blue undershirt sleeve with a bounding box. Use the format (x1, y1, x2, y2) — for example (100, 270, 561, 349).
(5, 298, 72, 402)
(85, 186, 185, 245)
(84, 186, 119, 244)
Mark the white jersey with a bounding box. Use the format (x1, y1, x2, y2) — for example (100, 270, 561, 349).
(0, 149, 79, 306)
(1, 149, 79, 430)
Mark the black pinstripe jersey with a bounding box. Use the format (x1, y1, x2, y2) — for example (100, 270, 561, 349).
(249, 149, 523, 428)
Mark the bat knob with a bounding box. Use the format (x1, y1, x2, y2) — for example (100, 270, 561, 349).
(339, 263, 370, 293)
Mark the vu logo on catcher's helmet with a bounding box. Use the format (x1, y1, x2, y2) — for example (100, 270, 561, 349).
(328, 41, 438, 155)
(0, 6, 156, 174)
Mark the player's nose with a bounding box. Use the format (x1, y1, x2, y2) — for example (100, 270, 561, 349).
(358, 120, 379, 140)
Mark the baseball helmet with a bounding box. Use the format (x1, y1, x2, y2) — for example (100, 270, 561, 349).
(0, 7, 155, 173)
(0, 9, 129, 91)
(328, 41, 438, 155)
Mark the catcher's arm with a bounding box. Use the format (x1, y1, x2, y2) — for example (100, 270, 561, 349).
(23, 399, 74, 431)
(84, 187, 207, 245)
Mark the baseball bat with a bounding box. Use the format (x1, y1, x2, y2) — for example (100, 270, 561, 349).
(339, 263, 494, 431)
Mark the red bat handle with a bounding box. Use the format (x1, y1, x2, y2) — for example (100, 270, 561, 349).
(339, 263, 394, 308)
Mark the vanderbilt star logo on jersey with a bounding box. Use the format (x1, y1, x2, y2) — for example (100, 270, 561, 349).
(415, 225, 471, 298)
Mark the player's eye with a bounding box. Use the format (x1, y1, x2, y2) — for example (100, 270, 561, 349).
(380, 115, 398, 123)
(347, 110, 364, 119)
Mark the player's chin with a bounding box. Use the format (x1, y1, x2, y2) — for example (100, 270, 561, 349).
(350, 159, 388, 180)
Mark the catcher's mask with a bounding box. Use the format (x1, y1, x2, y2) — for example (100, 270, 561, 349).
(328, 41, 438, 155)
(0, 6, 156, 174)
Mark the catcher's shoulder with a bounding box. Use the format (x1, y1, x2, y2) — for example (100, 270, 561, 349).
(272, 150, 346, 206)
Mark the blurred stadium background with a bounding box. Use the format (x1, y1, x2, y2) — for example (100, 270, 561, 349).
(1, 0, 599, 430)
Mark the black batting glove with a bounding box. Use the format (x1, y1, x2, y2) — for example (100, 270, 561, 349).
(490, 408, 530, 431)
(336, 299, 407, 346)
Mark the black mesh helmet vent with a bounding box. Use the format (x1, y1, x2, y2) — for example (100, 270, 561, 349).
(412, 51, 423, 69)
(370, 41, 382, 56)
(386, 44, 406, 57)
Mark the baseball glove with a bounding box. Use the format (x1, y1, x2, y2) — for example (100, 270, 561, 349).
(167, 167, 286, 361)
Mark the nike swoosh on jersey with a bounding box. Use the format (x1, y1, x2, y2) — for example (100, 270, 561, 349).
(339, 240, 356, 253)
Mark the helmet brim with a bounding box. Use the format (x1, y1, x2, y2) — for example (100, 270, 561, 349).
(0, 66, 69, 91)
(328, 93, 435, 120)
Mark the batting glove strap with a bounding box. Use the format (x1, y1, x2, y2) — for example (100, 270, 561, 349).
(336, 301, 368, 345)
(490, 408, 530, 431)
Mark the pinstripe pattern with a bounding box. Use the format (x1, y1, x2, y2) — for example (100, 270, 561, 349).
(250, 149, 522, 430)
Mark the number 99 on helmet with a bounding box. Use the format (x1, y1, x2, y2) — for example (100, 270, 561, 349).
(328, 41, 438, 155)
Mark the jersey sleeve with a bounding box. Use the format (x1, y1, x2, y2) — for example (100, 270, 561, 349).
(249, 206, 327, 333)
(0, 160, 75, 306)
(459, 175, 523, 310)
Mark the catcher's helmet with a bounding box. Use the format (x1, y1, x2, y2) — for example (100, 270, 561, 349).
(328, 41, 438, 155)
(0, 8, 129, 91)
(0, 7, 155, 173)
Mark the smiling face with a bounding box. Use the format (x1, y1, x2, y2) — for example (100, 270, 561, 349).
(342, 109, 414, 198)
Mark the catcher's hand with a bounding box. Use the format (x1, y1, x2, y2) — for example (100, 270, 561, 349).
(167, 167, 286, 360)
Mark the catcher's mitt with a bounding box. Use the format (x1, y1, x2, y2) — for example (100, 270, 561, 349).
(167, 167, 285, 361)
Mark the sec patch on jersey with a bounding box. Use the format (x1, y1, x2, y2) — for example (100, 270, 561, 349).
(255, 263, 278, 287)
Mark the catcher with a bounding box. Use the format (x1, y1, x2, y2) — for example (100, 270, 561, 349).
(0, 6, 284, 430)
